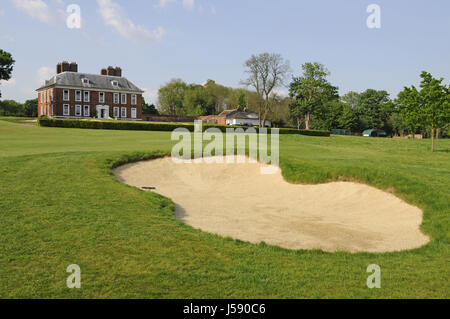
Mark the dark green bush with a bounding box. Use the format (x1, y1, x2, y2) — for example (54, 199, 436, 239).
(37, 117, 330, 136)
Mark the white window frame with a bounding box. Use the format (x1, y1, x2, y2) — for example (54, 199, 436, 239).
(83, 105, 90, 117)
(113, 107, 119, 118)
(63, 104, 70, 116)
(113, 93, 119, 104)
(131, 108, 137, 119)
(82, 78, 90, 85)
(121, 93, 126, 104)
(121, 107, 127, 118)
(112, 80, 119, 87)
(75, 105, 82, 117)
(131, 94, 137, 105)
(99, 92, 105, 103)
(63, 90, 70, 101)
(75, 90, 82, 102)
(83, 91, 90, 102)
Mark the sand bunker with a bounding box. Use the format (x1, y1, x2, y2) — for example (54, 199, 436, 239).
(114, 156, 429, 253)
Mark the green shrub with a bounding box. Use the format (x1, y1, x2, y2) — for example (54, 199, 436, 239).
(37, 117, 330, 136)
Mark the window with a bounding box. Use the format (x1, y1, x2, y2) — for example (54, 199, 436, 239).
(113, 107, 119, 118)
(63, 90, 70, 101)
(83, 105, 90, 117)
(113, 93, 119, 104)
(121, 93, 127, 104)
(75, 105, 81, 116)
(99, 92, 105, 103)
(82, 78, 90, 84)
(63, 104, 70, 116)
(131, 94, 137, 105)
(75, 90, 81, 101)
(131, 108, 137, 119)
(121, 107, 127, 118)
(111, 80, 119, 87)
(83, 91, 90, 102)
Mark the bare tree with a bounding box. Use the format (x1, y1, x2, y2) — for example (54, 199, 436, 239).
(241, 53, 291, 127)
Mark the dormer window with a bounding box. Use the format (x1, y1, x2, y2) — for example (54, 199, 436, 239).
(82, 78, 90, 85)
(111, 80, 119, 87)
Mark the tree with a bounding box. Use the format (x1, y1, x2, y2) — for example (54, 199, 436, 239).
(289, 62, 338, 129)
(397, 71, 450, 151)
(23, 99, 38, 117)
(141, 97, 158, 115)
(419, 71, 449, 151)
(0, 49, 15, 99)
(183, 84, 215, 116)
(358, 89, 394, 133)
(0, 99, 23, 116)
(241, 53, 291, 127)
(158, 79, 187, 115)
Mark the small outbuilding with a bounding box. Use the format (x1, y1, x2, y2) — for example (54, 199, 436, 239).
(363, 129, 387, 137)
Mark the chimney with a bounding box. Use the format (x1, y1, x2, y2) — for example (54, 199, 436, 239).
(61, 61, 70, 73)
(107, 66, 115, 76)
(57, 63, 62, 74)
(100, 68, 107, 76)
(69, 62, 78, 72)
(114, 67, 122, 77)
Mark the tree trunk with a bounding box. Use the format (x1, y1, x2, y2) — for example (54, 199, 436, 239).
(431, 127, 435, 152)
(436, 128, 440, 139)
(305, 113, 310, 130)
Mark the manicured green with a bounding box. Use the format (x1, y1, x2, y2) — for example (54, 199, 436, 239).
(37, 117, 331, 136)
(0, 118, 448, 298)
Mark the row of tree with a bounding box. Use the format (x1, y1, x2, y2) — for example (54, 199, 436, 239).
(0, 99, 38, 117)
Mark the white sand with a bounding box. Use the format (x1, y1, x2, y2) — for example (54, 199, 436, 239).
(113, 156, 430, 253)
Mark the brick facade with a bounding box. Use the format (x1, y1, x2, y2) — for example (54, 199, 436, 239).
(37, 62, 143, 120)
(38, 88, 142, 120)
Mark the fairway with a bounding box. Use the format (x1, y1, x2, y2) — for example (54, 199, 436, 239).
(0, 118, 449, 298)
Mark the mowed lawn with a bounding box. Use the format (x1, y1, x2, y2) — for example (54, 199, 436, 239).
(0, 118, 448, 298)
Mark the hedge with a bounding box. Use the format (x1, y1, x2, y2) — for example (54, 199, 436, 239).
(37, 117, 330, 137)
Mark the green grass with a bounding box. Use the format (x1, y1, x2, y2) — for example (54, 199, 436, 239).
(0, 117, 448, 298)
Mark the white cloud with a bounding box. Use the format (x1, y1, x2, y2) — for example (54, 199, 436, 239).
(143, 88, 159, 105)
(98, 0, 165, 41)
(37, 66, 53, 86)
(12, 0, 54, 24)
(182, 0, 195, 9)
(0, 78, 17, 87)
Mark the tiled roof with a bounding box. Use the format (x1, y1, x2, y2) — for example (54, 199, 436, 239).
(36, 72, 144, 93)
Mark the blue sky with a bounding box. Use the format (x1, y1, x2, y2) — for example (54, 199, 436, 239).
(0, 0, 449, 104)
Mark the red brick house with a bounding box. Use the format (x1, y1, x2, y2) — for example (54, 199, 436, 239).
(36, 62, 144, 120)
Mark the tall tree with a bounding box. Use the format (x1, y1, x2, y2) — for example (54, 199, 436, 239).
(397, 71, 449, 151)
(23, 98, 38, 117)
(158, 79, 187, 115)
(289, 62, 338, 129)
(241, 53, 291, 127)
(0, 49, 15, 99)
(419, 71, 449, 151)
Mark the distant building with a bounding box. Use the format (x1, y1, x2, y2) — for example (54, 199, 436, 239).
(36, 61, 144, 120)
(199, 109, 272, 127)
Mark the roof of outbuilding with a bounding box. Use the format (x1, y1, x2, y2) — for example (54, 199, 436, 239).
(36, 72, 144, 93)
(226, 111, 259, 120)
